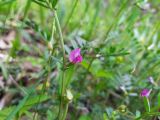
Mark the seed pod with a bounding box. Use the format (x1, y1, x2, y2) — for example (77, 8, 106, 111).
(65, 89, 73, 103)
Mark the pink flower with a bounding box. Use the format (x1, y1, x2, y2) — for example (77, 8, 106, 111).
(140, 89, 152, 97)
(69, 48, 83, 64)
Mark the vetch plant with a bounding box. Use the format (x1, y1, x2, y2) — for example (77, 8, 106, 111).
(55, 21, 83, 119)
(28, 1, 83, 119)
(57, 48, 83, 120)
(141, 89, 152, 112)
(0, 0, 160, 119)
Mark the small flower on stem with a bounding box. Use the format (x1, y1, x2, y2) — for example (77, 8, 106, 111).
(148, 76, 154, 84)
(140, 89, 152, 98)
(69, 48, 83, 64)
(147, 76, 158, 86)
(141, 89, 152, 112)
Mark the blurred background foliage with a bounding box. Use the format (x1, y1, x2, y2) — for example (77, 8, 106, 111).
(0, 0, 160, 120)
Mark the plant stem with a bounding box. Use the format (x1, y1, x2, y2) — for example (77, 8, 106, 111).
(55, 11, 67, 120)
(55, 12, 65, 65)
(143, 97, 151, 112)
(146, 98, 151, 112)
(61, 103, 69, 120)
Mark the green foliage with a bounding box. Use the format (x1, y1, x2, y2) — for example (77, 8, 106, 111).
(50, 0, 58, 9)
(0, 94, 49, 120)
(79, 115, 91, 120)
(143, 97, 150, 112)
(9, 35, 20, 58)
(0, 0, 160, 119)
(6, 95, 29, 120)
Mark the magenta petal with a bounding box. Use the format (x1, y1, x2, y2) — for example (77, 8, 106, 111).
(69, 48, 82, 64)
(77, 55, 82, 63)
(140, 89, 151, 97)
(73, 55, 82, 63)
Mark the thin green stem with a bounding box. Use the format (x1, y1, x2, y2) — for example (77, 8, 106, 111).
(55, 12, 65, 65)
(146, 98, 151, 112)
(55, 11, 67, 120)
(143, 96, 151, 114)
(58, 72, 65, 120)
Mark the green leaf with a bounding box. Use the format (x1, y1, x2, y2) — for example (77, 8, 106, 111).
(47, 110, 55, 120)
(135, 110, 141, 118)
(65, 66, 74, 87)
(32, 0, 50, 9)
(19, 94, 49, 115)
(0, 62, 8, 80)
(50, 0, 58, 9)
(136, 112, 160, 120)
(0, 107, 15, 120)
(9, 36, 20, 58)
(103, 113, 110, 120)
(0, 0, 16, 6)
(6, 95, 29, 120)
(95, 70, 113, 78)
(23, 0, 32, 19)
(79, 115, 91, 120)
(3, 94, 49, 119)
